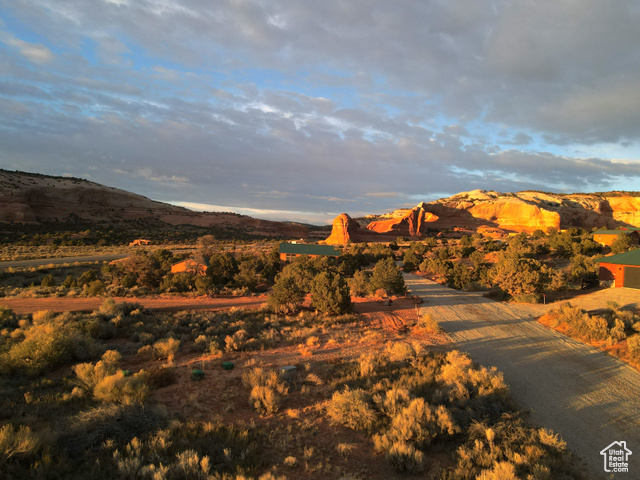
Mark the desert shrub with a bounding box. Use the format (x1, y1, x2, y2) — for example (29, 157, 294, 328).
(93, 371, 150, 405)
(374, 398, 458, 453)
(152, 337, 180, 361)
(0, 306, 16, 329)
(146, 366, 177, 389)
(476, 461, 518, 480)
(385, 341, 416, 361)
(73, 349, 122, 393)
(358, 352, 386, 378)
(310, 271, 352, 315)
(242, 368, 288, 414)
(74, 350, 151, 405)
(85, 279, 106, 296)
(370, 257, 405, 295)
(627, 335, 640, 360)
(0, 313, 97, 376)
(58, 404, 168, 456)
(0, 424, 41, 469)
(418, 313, 442, 332)
(385, 441, 424, 473)
(376, 387, 412, 417)
(327, 387, 377, 431)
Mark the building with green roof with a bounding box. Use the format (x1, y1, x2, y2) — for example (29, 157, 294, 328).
(279, 243, 340, 262)
(597, 249, 640, 289)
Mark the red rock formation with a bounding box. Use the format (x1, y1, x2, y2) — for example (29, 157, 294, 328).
(324, 213, 363, 244)
(367, 204, 439, 236)
(0, 170, 308, 238)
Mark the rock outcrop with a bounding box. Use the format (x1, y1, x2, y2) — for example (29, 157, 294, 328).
(367, 203, 439, 236)
(324, 213, 367, 244)
(341, 189, 640, 242)
(0, 169, 308, 238)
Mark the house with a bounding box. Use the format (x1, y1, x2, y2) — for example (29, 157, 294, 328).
(170, 258, 208, 275)
(592, 229, 640, 247)
(129, 239, 152, 246)
(279, 243, 340, 262)
(597, 249, 640, 289)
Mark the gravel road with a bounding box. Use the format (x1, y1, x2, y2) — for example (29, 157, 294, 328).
(405, 273, 640, 480)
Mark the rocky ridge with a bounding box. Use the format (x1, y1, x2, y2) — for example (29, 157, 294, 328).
(0, 170, 308, 238)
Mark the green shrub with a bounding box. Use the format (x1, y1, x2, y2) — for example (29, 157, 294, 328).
(348, 270, 370, 297)
(268, 271, 306, 314)
(370, 257, 405, 294)
(85, 280, 106, 296)
(310, 271, 352, 315)
(40, 273, 55, 287)
(327, 387, 377, 431)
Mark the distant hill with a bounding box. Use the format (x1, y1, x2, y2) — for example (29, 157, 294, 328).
(0, 169, 308, 238)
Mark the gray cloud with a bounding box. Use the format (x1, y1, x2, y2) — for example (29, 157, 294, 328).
(1, 1, 640, 222)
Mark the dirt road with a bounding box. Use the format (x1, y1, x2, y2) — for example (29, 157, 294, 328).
(404, 273, 640, 480)
(0, 295, 267, 315)
(0, 254, 129, 269)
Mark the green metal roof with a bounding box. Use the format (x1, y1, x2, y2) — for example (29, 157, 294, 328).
(279, 243, 340, 256)
(593, 229, 640, 235)
(596, 249, 640, 266)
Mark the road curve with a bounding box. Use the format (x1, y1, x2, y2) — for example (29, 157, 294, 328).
(405, 273, 640, 480)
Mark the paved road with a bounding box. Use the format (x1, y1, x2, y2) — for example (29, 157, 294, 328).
(405, 273, 640, 480)
(0, 254, 129, 269)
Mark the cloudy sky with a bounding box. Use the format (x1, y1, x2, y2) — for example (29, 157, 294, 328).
(2, 1, 640, 224)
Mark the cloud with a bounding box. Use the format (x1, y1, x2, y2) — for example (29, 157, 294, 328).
(1, 32, 53, 64)
(1, 1, 640, 223)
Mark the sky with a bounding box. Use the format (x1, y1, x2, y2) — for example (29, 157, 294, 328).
(1, 1, 640, 225)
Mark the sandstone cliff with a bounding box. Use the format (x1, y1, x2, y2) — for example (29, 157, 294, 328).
(0, 170, 308, 238)
(367, 203, 439, 236)
(418, 189, 640, 233)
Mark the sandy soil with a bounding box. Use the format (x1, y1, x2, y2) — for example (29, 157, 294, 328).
(0, 295, 268, 315)
(404, 273, 640, 480)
